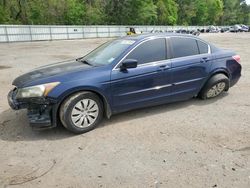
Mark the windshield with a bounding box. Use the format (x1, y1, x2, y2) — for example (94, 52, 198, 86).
(83, 39, 135, 66)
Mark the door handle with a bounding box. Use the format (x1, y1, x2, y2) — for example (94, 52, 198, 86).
(200, 57, 210, 63)
(158, 64, 171, 71)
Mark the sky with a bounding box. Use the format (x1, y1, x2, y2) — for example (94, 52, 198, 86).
(246, 0, 250, 5)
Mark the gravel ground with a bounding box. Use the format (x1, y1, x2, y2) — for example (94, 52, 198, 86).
(0, 33, 249, 188)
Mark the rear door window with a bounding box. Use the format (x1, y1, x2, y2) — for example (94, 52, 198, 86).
(171, 37, 199, 58)
(126, 38, 166, 64)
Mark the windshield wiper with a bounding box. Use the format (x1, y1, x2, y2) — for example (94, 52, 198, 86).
(76, 58, 93, 66)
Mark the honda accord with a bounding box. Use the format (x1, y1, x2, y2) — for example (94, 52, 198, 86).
(8, 33, 242, 133)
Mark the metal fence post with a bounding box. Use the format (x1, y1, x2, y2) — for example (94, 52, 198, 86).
(96, 26, 98, 38)
(28, 25, 33, 41)
(4, 26, 9, 42)
(119, 26, 121, 37)
(82, 26, 84, 39)
(66, 26, 69, 39)
(49, 26, 52, 41)
(108, 26, 111, 37)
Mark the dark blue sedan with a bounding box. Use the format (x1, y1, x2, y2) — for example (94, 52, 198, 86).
(8, 33, 242, 133)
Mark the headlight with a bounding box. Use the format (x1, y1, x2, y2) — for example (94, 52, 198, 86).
(16, 82, 60, 99)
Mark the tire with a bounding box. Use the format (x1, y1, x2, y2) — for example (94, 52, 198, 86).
(59, 92, 103, 134)
(199, 74, 229, 100)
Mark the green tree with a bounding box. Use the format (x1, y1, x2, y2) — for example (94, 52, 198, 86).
(176, 0, 197, 25)
(84, 0, 106, 25)
(136, 0, 157, 25)
(105, 0, 129, 24)
(64, 0, 86, 25)
(0, 0, 249, 25)
(26, 1, 47, 24)
(155, 0, 178, 25)
(207, 0, 223, 25)
(221, 0, 240, 25)
(106, 0, 157, 25)
(192, 0, 208, 25)
(238, 1, 250, 24)
(177, 0, 224, 25)
(0, 4, 9, 23)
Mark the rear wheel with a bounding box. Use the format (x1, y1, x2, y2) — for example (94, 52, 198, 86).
(199, 74, 229, 100)
(59, 92, 103, 134)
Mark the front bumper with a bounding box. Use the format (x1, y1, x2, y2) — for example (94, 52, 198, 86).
(8, 88, 20, 110)
(8, 88, 58, 130)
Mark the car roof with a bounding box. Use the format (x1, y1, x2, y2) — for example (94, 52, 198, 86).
(120, 33, 200, 41)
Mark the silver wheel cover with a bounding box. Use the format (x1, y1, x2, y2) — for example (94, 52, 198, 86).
(71, 99, 99, 128)
(206, 82, 226, 98)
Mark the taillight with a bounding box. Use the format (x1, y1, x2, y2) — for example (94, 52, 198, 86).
(232, 55, 241, 63)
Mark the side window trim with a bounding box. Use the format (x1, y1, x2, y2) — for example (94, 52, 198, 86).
(113, 37, 168, 70)
(166, 37, 172, 59)
(196, 40, 201, 54)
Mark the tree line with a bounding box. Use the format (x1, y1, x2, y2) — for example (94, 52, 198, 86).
(0, 0, 249, 26)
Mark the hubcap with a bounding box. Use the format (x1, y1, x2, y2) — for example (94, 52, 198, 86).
(206, 82, 226, 98)
(71, 99, 99, 128)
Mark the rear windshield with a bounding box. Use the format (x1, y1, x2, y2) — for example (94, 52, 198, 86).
(84, 39, 135, 66)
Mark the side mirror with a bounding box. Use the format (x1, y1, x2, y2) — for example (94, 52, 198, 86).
(120, 59, 138, 70)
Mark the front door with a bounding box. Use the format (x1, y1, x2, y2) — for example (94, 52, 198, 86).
(111, 38, 172, 113)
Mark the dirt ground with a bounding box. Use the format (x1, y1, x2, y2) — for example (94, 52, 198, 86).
(0, 33, 249, 188)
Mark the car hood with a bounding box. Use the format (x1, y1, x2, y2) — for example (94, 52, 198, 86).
(13, 59, 92, 87)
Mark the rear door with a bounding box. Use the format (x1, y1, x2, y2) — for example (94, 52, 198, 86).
(111, 38, 172, 113)
(170, 37, 212, 101)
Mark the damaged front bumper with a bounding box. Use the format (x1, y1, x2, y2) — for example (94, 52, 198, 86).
(8, 88, 59, 130)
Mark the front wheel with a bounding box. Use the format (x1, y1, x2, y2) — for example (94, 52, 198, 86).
(199, 74, 229, 100)
(59, 92, 103, 134)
